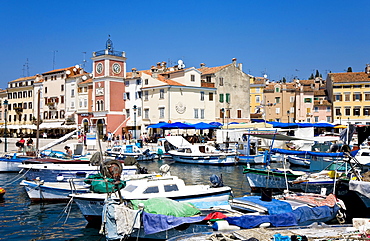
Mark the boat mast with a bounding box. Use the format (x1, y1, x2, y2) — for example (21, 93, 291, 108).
(36, 88, 41, 153)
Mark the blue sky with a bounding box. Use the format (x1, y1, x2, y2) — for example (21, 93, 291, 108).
(1, 0, 369, 88)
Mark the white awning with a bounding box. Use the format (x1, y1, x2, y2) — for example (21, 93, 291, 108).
(61, 124, 77, 129)
(20, 124, 37, 130)
(39, 122, 64, 129)
(6, 125, 22, 129)
(65, 112, 75, 117)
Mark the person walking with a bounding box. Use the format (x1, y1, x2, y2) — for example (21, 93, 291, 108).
(107, 131, 113, 147)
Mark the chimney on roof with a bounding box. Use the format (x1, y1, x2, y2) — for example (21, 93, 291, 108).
(151, 66, 158, 78)
(365, 64, 370, 74)
(238, 63, 243, 72)
(232, 58, 237, 66)
(132, 68, 137, 78)
(162, 61, 167, 71)
(200, 63, 206, 68)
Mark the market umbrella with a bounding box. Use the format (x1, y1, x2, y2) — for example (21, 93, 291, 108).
(160, 122, 195, 129)
(147, 122, 168, 129)
(192, 122, 218, 130)
(209, 122, 223, 127)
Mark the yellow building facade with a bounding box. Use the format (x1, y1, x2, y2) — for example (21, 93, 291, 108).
(327, 69, 370, 125)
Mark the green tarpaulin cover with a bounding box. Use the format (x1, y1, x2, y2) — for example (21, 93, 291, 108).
(131, 197, 201, 217)
(85, 173, 126, 193)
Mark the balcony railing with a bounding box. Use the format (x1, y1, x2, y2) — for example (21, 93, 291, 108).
(201, 82, 215, 88)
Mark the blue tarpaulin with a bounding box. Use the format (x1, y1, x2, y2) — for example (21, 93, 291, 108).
(225, 212, 297, 229)
(225, 205, 339, 229)
(232, 196, 293, 215)
(142, 212, 205, 235)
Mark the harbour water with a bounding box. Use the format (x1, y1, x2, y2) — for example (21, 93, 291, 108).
(0, 158, 251, 241)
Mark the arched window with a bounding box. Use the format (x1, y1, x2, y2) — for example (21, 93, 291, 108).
(96, 100, 104, 111)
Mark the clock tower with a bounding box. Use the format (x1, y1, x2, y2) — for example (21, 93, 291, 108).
(92, 37, 127, 78)
(90, 37, 127, 137)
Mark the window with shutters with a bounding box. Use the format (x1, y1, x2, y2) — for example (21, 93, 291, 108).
(226, 93, 230, 103)
(219, 94, 224, 103)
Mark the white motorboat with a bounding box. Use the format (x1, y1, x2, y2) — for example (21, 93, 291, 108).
(18, 162, 138, 182)
(70, 173, 232, 222)
(0, 153, 34, 172)
(105, 144, 156, 161)
(20, 179, 91, 202)
(165, 136, 237, 165)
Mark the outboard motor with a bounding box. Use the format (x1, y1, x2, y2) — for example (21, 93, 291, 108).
(159, 164, 171, 176)
(142, 149, 150, 156)
(210, 174, 224, 187)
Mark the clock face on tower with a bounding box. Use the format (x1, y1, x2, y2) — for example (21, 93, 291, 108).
(96, 63, 103, 74)
(112, 63, 121, 74)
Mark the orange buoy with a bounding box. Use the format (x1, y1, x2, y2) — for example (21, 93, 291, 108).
(0, 187, 5, 198)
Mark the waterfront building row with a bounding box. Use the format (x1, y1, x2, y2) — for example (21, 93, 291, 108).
(1, 38, 370, 138)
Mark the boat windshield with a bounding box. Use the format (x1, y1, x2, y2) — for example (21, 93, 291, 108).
(143, 186, 159, 194)
(124, 185, 138, 192)
(164, 184, 179, 192)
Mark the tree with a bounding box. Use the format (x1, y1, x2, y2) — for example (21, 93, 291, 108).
(309, 73, 314, 79)
(315, 70, 320, 78)
(282, 77, 287, 83)
(347, 67, 353, 72)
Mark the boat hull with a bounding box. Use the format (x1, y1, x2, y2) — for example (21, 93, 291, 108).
(20, 180, 90, 202)
(0, 159, 23, 172)
(287, 155, 310, 167)
(244, 167, 303, 191)
(0, 154, 33, 172)
(19, 163, 137, 182)
(237, 154, 264, 164)
(73, 188, 232, 223)
(170, 154, 237, 165)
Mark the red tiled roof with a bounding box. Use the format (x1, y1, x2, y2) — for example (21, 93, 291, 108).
(298, 79, 314, 85)
(314, 100, 331, 106)
(135, 70, 184, 86)
(314, 89, 326, 96)
(328, 72, 370, 83)
(156, 74, 185, 86)
(9, 75, 38, 83)
(252, 78, 265, 85)
(197, 64, 232, 75)
(42, 66, 75, 75)
(79, 78, 92, 84)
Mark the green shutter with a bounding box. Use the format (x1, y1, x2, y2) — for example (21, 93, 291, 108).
(226, 93, 230, 103)
(219, 94, 224, 103)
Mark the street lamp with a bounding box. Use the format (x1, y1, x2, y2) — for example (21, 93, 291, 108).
(338, 112, 342, 125)
(133, 105, 137, 140)
(3, 100, 8, 152)
(287, 110, 290, 124)
(221, 108, 225, 126)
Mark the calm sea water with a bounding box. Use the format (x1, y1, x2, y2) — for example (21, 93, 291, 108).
(0, 159, 252, 241)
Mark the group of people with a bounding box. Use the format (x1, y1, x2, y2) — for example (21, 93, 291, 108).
(105, 131, 135, 147)
(16, 136, 34, 152)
